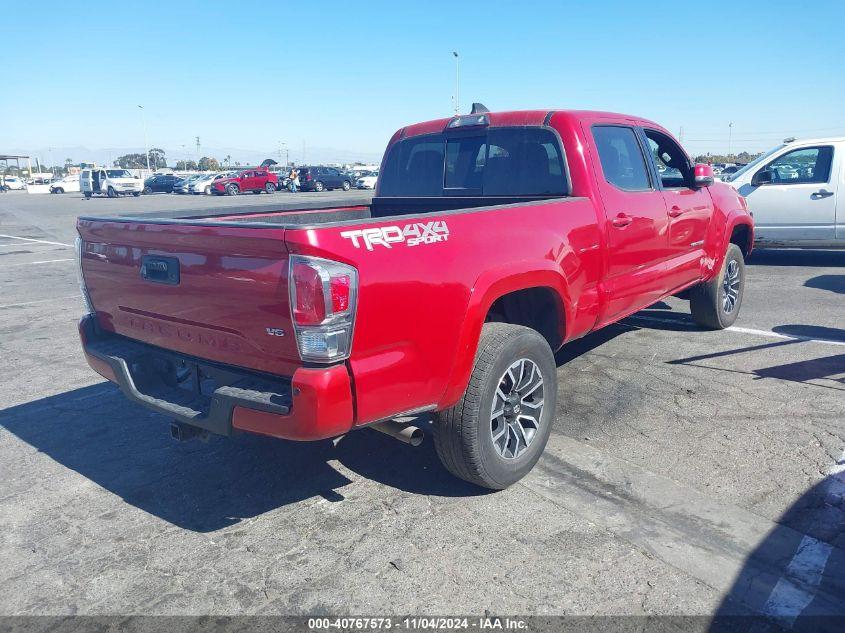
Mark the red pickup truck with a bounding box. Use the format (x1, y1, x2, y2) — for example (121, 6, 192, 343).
(76, 107, 753, 489)
(211, 168, 279, 195)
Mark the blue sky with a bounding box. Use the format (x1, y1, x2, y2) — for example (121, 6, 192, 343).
(3, 0, 844, 164)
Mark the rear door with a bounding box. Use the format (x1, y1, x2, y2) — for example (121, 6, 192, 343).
(744, 144, 837, 242)
(588, 124, 671, 324)
(641, 127, 712, 290)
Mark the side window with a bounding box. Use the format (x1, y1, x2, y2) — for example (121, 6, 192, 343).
(763, 147, 833, 184)
(592, 126, 651, 192)
(643, 129, 692, 188)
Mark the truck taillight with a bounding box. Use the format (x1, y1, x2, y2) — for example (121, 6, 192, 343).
(289, 255, 358, 362)
(75, 236, 95, 314)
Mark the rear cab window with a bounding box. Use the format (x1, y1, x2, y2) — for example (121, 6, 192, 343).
(379, 126, 568, 197)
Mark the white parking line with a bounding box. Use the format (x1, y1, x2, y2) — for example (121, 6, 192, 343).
(0, 234, 72, 248)
(0, 295, 79, 309)
(761, 446, 845, 624)
(761, 535, 833, 625)
(4, 258, 74, 266)
(627, 315, 845, 347)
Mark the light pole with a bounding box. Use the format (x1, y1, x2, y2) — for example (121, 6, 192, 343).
(279, 142, 289, 167)
(452, 51, 459, 114)
(138, 105, 151, 173)
(727, 122, 733, 159)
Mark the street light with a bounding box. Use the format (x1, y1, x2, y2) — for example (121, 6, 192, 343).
(452, 51, 459, 115)
(138, 105, 151, 173)
(728, 122, 733, 159)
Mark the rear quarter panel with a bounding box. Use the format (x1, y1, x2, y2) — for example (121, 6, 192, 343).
(284, 198, 603, 424)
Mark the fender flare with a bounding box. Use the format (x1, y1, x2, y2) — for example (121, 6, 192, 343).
(705, 211, 754, 280)
(437, 263, 572, 410)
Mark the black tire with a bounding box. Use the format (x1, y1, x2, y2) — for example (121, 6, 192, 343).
(107, 186, 117, 198)
(342, 180, 351, 191)
(226, 184, 239, 196)
(433, 323, 557, 490)
(690, 243, 745, 329)
(314, 181, 324, 192)
(265, 182, 276, 193)
(143, 186, 152, 194)
(55, 187, 64, 194)
(132, 192, 141, 197)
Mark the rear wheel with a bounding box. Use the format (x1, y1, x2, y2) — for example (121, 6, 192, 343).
(433, 323, 556, 490)
(342, 180, 351, 191)
(143, 186, 152, 194)
(690, 243, 745, 329)
(132, 192, 141, 197)
(265, 182, 276, 193)
(54, 187, 64, 194)
(226, 184, 239, 196)
(107, 186, 117, 198)
(314, 181, 324, 192)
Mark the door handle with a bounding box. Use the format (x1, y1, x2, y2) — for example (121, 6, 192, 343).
(668, 205, 685, 218)
(611, 214, 633, 228)
(811, 189, 834, 199)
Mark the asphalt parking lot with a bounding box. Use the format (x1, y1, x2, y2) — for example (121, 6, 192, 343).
(0, 191, 843, 623)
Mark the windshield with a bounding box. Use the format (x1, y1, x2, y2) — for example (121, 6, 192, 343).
(106, 169, 133, 178)
(379, 127, 567, 197)
(722, 144, 784, 182)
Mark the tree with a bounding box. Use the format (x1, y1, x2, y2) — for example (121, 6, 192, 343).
(175, 160, 198, 171)
(148, 148, 167, 169)
(115, 153, 148, 169)
(198, 156, 220, 171)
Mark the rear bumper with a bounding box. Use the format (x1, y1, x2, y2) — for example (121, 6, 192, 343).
(79, 315, 355, 441)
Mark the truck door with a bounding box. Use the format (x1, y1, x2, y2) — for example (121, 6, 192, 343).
(641, 128, 712, 290)
(589, 124, 671, 324)
(742, 144, 837, 243)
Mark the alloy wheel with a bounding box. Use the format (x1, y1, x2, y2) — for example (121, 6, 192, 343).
(722, 259, 740, 313)
(490, 358, 544, 459)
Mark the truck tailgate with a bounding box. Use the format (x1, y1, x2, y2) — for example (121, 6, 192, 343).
(78, 218, 301, 377)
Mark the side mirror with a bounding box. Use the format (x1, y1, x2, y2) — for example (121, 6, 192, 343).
(693, 163, 714, 188)
(751, 170, 772, 186)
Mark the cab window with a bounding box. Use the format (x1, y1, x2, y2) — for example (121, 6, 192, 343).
(761, 147, 833, 184)
(592, 125, 651, 192)
(643, 129, 692, 188)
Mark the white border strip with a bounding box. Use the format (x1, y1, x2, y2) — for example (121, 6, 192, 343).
(0, 234, 72, 247)
(627, 315, 845, 347)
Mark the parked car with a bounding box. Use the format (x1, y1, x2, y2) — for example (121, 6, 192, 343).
(49, 174, 82, 194)
(298, 166, 353, 192)
(143, 174, 180, 194)
(721, 136, 843, 247)
(75, 107, 752, 490)
(191, 172, 235, 195)
(1, 175, 25, 190)
(80, 168, 143, 198)
(173, 175, 202, 194)
(210, 169, 279, 195)
(356, 171, 378, 189)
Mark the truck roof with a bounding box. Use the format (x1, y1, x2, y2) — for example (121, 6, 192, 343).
(395, 109, 670, 141)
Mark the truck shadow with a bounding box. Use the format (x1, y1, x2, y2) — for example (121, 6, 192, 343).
(0, 384, 482, 533)
(804, 274, 845, 295)
(711, 473, 845, 630)
(747, 249, 845, 268)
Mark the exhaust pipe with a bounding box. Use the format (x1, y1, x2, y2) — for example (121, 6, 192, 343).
(370, 420, 424, 447)
(170, 421, 208, 442)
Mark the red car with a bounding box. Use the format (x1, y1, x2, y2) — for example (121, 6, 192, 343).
(211, 168, 278, 195)
(76, 107, 753, 489)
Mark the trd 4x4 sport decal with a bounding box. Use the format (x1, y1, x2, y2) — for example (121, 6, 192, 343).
(340, 220, 449, 250)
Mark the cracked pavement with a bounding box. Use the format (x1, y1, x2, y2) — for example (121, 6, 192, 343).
(0, 192, 843, 619)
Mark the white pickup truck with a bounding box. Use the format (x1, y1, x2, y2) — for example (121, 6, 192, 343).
(721, 136, 843, 247)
